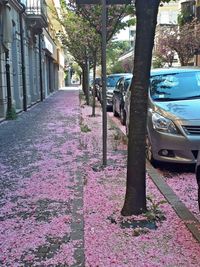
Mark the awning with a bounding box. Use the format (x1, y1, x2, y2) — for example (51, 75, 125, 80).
(43, 31, 58, 62)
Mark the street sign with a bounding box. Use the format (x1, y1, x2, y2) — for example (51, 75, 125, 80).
(76, 0, 131, 4)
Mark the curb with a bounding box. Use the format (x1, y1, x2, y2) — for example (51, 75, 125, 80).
(147, 161, 200, 243)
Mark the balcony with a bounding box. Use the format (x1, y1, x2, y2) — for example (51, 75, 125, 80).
(25, 0, 48, 30)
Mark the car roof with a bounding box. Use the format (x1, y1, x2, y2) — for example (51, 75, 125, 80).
(107, 73, 132, 77)
(117, 74, 133, 79)
(151, 67, 200, 76)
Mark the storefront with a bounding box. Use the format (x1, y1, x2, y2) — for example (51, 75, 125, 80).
(43, 31, 59, 98)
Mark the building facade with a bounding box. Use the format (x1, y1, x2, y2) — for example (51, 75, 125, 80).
(0, 0, 65, 120)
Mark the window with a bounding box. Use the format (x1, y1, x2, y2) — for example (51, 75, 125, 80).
(150, 72, 200, 101)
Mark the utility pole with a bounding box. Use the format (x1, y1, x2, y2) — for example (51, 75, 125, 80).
(101, 0, 107, 166)
(19, 2, 27, 111)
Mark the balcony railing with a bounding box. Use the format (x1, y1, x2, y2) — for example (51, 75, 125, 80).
(24, 0, 48, 29)
(25, 0, 47, 16)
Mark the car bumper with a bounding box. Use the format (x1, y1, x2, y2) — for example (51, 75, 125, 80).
(106, 97, 113, 107)
(149, 127, 200, 164)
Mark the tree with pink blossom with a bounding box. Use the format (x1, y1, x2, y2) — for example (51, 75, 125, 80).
(167, 21, 200, 66)
(155, 21, 200, 66)
(154, 26, 175, 67)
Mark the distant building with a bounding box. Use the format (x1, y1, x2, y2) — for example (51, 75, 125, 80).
(158, 0, 179, 25)
(129, 25, 136, 48)
(113, 16, 136, 49)
(154, 1, 180, 67)
(118, 2, 180, 68)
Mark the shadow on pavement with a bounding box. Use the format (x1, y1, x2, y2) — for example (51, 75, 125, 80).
(156, 161, 195, 174)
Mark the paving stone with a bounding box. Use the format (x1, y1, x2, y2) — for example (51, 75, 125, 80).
(0, 90, 85, 266)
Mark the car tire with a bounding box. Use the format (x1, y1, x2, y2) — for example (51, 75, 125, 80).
(196, 166, 200, 211)
(126, 123, 129, 136)
(113, 101, 118, 117)
(146, 135, 157, 167)
(120, 108, 126, 126)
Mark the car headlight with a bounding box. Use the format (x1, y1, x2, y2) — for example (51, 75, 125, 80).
(106, 93, 113, 99)
(152, 113, 178, 134)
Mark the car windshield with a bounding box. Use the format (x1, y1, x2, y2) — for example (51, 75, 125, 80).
(124, 78, 132, 91)
(150, 71, 200, 101)
(95, 78, 101, 85)
(106, 76, 121, 87)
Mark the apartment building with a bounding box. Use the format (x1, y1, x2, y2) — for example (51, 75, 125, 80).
(0, 0, 65, 120)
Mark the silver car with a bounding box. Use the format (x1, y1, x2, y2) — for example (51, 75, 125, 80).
(125, 68, 200, 164)
(99, 73, 132, 108)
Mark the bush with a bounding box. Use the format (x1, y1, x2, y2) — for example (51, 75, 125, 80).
(6, 107, 17, 120)
(152, 56, 165, 69)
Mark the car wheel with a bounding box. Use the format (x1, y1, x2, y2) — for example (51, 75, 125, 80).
(113, 101, 118, 117)
(120, 108, 126, 126)
(196, 166, 200, 211)
(126, 123, 129, 136)
(146, 135, 157, 166)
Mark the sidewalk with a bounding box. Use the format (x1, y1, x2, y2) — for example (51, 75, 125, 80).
(80, 94, 200, 266)
(0, 88, 199, 266)
(0, 89, 84, 266)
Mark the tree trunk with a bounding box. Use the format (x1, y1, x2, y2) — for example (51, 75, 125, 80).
(121, 0, 160, 216)
(92, 52, 97, 116)
(179, 57, 187, 66)
(82, 66, 86, 95)
(82, 62, 90, 105)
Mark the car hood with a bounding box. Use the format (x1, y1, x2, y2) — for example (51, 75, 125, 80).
(153, 99, 200, 121)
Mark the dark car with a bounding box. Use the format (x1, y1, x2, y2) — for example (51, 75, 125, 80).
(98, 73, 132, 109)
(113, 74, 132, 125)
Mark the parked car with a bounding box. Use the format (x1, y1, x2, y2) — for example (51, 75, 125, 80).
(125, 68, 200, 164)
(90, 77, 101, 97)
(113, 74, 132, 125)
(98, 73, 132, 109)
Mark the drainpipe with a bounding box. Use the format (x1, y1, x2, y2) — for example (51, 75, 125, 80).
(2, 2, 13, 118)
(5, 50, 12, 114)
(38, 33, 44, 101)
(19, 2, 27, 111)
